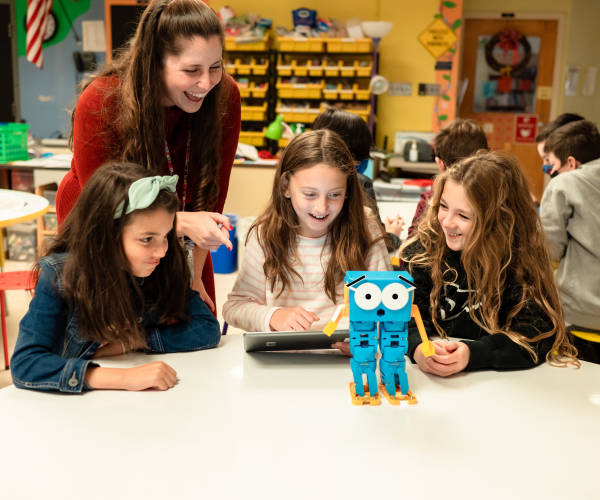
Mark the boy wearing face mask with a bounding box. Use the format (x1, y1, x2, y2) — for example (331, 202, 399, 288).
(535, 113, 583, 177)
(540, 120, 600, 356)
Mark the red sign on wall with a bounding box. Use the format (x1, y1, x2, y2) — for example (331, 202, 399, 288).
(514, 115, 538, 143)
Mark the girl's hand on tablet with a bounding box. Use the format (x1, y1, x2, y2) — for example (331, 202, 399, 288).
(331, 342, 352, 356)
(270, 307, 319, 332)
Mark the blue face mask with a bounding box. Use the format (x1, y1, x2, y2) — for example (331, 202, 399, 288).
(542, 164, 553, 175)
(356, 158, 371, 175)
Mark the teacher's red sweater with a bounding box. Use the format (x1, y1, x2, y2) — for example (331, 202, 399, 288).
(56, 75, 241, 313)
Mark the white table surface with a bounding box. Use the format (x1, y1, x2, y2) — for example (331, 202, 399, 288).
(1, 334, 598, 500)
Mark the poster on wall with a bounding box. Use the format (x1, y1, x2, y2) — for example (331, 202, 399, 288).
(473, 30, 540, 114)
(514, 114, 537, 143)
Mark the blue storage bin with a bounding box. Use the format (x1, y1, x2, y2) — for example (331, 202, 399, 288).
(211, 214, 239, 274)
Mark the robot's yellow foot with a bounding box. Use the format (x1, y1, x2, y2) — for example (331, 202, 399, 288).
(349, 383, 381, 406)
(379, 383, 418, 405)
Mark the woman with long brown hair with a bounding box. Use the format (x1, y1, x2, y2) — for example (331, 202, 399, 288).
(223, 130, 391, 333)
(56, 0, 241, 312)
(401, 150, 579, 375)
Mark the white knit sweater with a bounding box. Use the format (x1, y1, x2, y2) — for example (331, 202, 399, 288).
(223, 223, 392, 332)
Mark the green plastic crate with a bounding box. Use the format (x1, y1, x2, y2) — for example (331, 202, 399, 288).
(0, 123, 29, 163)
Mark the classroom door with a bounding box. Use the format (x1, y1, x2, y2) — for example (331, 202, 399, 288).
(0, 2, 17, 122)
(459, 19, 558, 201)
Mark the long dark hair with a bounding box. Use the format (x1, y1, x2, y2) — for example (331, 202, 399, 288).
(35, 163, 191, 350)
(402, 150, 578, 367)
(69, 0, 231, 212)
(248, 130, 385, 303)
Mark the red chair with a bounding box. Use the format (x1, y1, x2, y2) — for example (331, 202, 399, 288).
(0, 271, 37, 370)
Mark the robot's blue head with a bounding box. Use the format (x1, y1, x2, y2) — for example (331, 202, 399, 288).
(345, 271, 415, 323)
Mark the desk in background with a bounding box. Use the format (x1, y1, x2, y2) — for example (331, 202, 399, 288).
(0, 334, 598, 499)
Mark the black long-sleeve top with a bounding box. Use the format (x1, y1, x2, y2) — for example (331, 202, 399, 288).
(404, 241, 555, 370)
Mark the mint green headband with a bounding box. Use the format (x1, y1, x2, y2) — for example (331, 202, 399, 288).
(114, 175, 179, 219)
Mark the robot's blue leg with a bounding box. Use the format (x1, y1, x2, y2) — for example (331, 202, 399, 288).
(395, 361, 409, 396)
(350, 359, 366, 397)
(350, 359, 378, 397)
(365, 362, 378, 397)
(380, 359, 397, 397)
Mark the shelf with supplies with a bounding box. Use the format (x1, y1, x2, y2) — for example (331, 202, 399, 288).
(224, 40, 378, 151)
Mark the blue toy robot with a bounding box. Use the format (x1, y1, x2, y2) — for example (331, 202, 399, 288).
(323, 271, 434, 405)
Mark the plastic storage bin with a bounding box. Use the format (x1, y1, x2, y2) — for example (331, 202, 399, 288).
(278, 36, 325, 52)
(324, 61, 341, 77)
(239, 128, 266, 147)
(211, 214, 238, 274)
(225, 34, 270, 52)
(276, 79, 324, 99)
(325, 37, 372, 53)
(276, 102, 320, 124)
(7, 221, 37, 262)
(251, 59, 269, 75)
(236, 81, 252, 99)
(241, 102, 268, 121)
(292, 60, 308, 77)
(250, 82, 269, 98)
(0, 123, 29, 162)
(235, 58, 252, 75)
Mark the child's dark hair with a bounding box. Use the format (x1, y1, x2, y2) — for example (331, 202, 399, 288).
(35, 163, 190, 350)
(544, 120, 600, 166)
(312, 108, 372, 162)
(433, 118, 488, 169)
(535, 113, 584, 143)
(248, 129, 385, 303)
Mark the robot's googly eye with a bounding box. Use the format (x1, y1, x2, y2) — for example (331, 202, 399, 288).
(353, 283, 382, 310)
(381, 283, 409, 310)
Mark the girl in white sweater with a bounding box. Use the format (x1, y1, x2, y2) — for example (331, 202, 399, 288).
(223, 130, 391, 332)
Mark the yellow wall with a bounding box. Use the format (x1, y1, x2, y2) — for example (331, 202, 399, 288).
(560, 0, 600, 124)
(212, 0, 444, 146)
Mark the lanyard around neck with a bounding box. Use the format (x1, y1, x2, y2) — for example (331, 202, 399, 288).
(165, 120, 191, 212)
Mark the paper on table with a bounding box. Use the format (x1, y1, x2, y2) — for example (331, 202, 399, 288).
(12, 154, 73, 168)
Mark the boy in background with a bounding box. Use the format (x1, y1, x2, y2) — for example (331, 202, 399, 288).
(408, 118, 488, 235)
(535, 113, 583, 175)
(540, 120, 600, 347)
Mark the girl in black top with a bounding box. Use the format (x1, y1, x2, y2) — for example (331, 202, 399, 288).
(402, 150, 578, 375)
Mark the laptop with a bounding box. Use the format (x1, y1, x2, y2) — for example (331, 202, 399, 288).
(243, 329, 350, 352)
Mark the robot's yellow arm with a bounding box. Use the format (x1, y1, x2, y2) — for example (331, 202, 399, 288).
(323, 285, 350, 336)
(412, 305, 435, 357)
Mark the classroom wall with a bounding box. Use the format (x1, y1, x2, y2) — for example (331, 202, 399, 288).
(560, 0, 600, 124)
(16, 0, 106, 138)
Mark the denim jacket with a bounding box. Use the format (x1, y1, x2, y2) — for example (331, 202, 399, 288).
(11, 253, 221, 393)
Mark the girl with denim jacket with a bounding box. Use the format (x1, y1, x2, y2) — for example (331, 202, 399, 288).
(11, 163, 221, 393)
